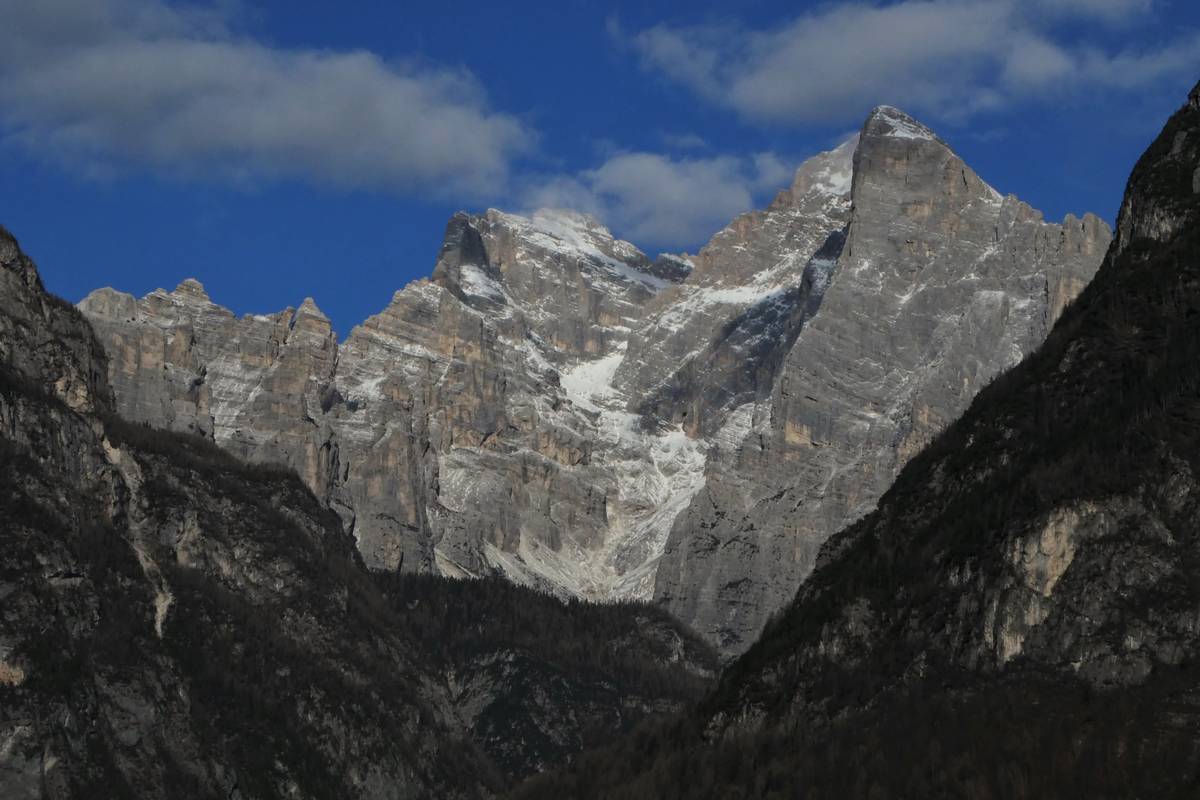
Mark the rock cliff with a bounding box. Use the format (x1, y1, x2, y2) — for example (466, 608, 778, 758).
(655, 106, 1110, 654)
(0, 226, 717, 798)
(80, 108, 1110, 655)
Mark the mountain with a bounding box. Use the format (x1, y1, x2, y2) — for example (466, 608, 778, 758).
(656, 106, 1110, 654)
(80, 209, 696, 599)
(0, 226, 717, 797)
(513, 81, 1200, 799)
(79, 107, 1110, 656)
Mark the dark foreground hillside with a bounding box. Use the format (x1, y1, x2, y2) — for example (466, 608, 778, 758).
(0, 226, 716, 797)
(513, 81, 1200, 800)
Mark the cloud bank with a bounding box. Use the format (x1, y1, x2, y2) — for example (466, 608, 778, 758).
(620, 0, 1200, 126)
(3, 0, 1194, 250)
(0, 0, 533, 197)
(526, 151, 794, 248)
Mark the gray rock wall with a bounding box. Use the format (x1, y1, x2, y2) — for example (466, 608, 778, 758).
(654, 108, 1110, 655)
(79, 108, 1110, 648)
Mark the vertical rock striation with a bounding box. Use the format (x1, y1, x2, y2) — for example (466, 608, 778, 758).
(655, 107, 1110, 654)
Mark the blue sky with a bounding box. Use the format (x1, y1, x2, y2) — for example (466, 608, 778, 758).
(2, 0, 1198, 335)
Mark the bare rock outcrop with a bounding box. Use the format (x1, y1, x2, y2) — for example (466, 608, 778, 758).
(80, 108, 1109, 648)
(654, 107, 1110, 654)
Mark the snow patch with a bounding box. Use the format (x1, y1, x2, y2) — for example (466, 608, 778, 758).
(559, 349, 625, 412)
(803, 136, 857, 197)
(459, 264, 505, 300)
(654, 250, 809, 334)
(874, 106, 938, 141)
(553, 348, 709, 599)
(490, 208, 669, 290)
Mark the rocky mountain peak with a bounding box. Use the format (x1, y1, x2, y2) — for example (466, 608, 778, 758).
(1, 226, 113, 414)
(785, 134, 857, 204)
(172, 277, 211, 303)
(436, 212, 491, 271)
(296, 296, 327, 319)
(853, 104, 998, 213)
(0, 224, 721, 797)
(864, 104, 945, 144)
(485, 207, 659, 285)
(0, 224, 21, 265)
(524, 207, 610, 237)
(653, 105, 1112, 655)
(521, 81, 1200, 800)
(77, 103, 1111, 629)
(1115, 82, 1200, 258)
(291, 297, 333, 340)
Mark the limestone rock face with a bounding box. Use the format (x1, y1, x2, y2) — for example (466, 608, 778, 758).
(654, 107, 1111, 655)
(80, 108, 1109, 642)
(81, 280, 338, 487)
(82, 208, 698, 594)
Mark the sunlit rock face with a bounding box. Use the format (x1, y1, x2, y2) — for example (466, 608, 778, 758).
(81, 207, 701, 595)
(81, 107, 1109, 639)
(653, 107, 1110, 655)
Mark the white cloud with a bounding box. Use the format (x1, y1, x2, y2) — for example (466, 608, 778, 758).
(526, 150, 793, 248)
(0, 0, 533, 197)
(623, 0, 1198, 126)
(1001, 35, 1077, 89)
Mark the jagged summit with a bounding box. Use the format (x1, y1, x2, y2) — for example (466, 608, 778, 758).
(1, 226, 720, 796)
(519, 81, 1200, 800)
(79, 104, 1110, 626)
(0, 224, 17, 256)
(865, 104, 944, 143)
(785, 134, 857, 203)
(482, 206, 663, 287)
(296, 296, 328, 319)
(486, 207, 626, 252)
(291, 297, 333, 338)
(652, 101, 1111, 655)
(172, 277, 210, 301)
(524, 207, 610, 234)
